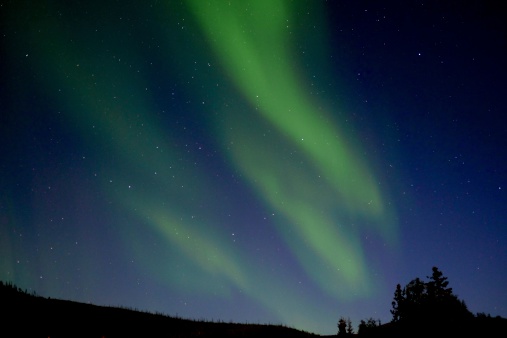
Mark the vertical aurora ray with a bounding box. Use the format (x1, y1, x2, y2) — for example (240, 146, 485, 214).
(186, 0, 397, 297)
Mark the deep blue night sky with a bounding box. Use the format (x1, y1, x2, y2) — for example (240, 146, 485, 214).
(1, 1, 506, 335)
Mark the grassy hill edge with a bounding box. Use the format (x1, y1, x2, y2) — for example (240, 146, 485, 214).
(3, 280, 507, 337)
(2, 280, 320, 337)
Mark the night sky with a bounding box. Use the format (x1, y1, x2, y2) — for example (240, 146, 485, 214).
(1, 1, 506, 335)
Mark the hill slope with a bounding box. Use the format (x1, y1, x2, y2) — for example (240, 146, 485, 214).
(1, 281, 319, 338)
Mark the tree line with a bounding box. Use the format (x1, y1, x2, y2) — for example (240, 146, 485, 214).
(337, 266, 503, 336)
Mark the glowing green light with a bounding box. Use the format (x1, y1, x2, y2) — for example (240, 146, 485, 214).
(188, 0, 397, 295)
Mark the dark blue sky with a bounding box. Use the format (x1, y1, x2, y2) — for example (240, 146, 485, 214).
(1, 1, 506, 335)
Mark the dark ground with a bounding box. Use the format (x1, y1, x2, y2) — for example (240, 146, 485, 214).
(3, 281, 506, 337)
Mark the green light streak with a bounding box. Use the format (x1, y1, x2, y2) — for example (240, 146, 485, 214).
(125, 200, 251, 294)
(188, 0, 397, 295)
(187, 0, 382, 212)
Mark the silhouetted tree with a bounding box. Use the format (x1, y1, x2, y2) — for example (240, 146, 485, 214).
(389, 266, 474, 334)
(476, 312, 492, 318)
(390, 283, 405, 322)
(337, 317, 347, 336)
(405, 277, 427, 321)
(427, 266, 452, 300)
(346, 317, 354, 334)
(357, 318, 380, 335)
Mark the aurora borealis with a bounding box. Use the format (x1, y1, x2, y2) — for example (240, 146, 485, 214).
(1, 1, 506, 335)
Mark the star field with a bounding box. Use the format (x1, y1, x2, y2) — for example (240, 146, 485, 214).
(1, 1, 506, 335)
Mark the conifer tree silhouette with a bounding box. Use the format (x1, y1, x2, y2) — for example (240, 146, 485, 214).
(390, 266, 474, 335)
(337, 317, 347, 336)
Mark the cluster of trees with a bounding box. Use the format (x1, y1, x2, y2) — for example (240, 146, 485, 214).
(338, 266, 475, 336)
(0, 280, 39, 297)
(337, 317, 381, 336)
(390, 266, 472, 326)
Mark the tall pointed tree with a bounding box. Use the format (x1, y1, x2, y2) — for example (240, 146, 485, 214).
(427, 266, 452, 300)
(390, 283, 405, 322)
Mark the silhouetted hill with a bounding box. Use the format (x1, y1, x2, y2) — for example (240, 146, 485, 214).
(1, 281, 319, 337)
(3, 280, 506, 337)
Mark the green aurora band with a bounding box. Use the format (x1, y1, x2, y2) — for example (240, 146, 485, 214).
(186, 0, 396, 296)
